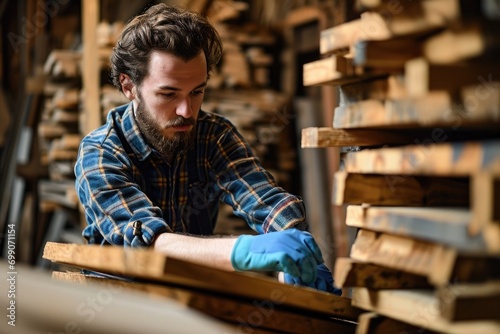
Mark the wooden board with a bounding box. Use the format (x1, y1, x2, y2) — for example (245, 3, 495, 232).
(301, 127, 429, 148)
(352, 288, 500, 334)
(320, 0, 458, 54)
(353, 37, 421, 69)
(339, 75, 407, 104)
(350, 229, 500, 286)
(356, 312, 440, 334)
(43, 242, 362, 320)
(333, 257, 431, 289)
(334, 85, 500, 129)
(437, 282, 500, 321)
(346, 206, 487, 252)
(405, 58, 500, 98)
(333, 172, 469, 207)
(343, 140, 500, 176)
(53, 272, 356, 334)
(303, 55, 357, 86)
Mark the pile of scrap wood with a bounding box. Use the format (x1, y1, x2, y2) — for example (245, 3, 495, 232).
(301, 0, 500, 332)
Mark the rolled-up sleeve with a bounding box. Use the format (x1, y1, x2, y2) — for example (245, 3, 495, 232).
(209, 122, 308, 234)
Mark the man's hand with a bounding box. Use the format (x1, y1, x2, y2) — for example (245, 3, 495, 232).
(230, 229, 322, 283)
(284, 263, 342, 295)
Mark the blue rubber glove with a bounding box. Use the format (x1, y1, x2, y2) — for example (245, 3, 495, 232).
(231, 229, 323, 284)
(284, 263, 342, 295)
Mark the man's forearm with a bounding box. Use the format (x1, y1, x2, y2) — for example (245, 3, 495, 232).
(152, 233, 238, 271)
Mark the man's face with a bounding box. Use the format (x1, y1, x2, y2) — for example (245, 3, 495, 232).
(133, 50, 207, 158)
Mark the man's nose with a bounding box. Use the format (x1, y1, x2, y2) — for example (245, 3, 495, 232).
(176, 97, 193, 119)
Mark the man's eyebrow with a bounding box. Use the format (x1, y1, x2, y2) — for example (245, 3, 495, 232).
(157, 82, 207, 91)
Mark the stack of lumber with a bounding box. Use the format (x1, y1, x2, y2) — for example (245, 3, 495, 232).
(42, 241, 361, 333)
(301, 0, 500, 332)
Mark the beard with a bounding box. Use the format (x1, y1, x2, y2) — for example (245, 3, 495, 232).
(134, 98, 196, 160)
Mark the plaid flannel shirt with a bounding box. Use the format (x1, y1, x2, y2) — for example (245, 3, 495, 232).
(75, 103, 307, 247)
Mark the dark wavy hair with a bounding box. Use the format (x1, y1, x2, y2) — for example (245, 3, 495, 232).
(110, 4, 223, 92)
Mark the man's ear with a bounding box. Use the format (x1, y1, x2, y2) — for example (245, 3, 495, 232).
(119, 73, 137, 100)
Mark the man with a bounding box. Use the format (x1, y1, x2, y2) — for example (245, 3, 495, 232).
(75, 3, 340, 294)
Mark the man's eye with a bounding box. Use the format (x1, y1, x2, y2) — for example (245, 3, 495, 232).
(160, 92, 176, 98)
(191, 90, 204, 96)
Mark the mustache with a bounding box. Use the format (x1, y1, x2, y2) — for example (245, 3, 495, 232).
(164, 117, 196, 128)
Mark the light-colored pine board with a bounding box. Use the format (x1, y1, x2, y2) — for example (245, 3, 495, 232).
(356, 312, 440, 334)
(405, 58, 500, 98)
(333, 172, 469, 207)
(352, 288, 500, 334)
(346, 206, 487, 252)
(343, 140, 500, 176)
(350, 229, 500, 286)
(43, 242, 362, 320)
(437, 282, 500, 321)
(334, 257, 430, 289)
(303, 55, 357, 86)
(53, 272, 355, 334)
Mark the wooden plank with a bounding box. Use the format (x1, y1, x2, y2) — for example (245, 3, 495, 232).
(53, 272, 356, 334)
(303, 55, 357, 86)
(334, 85, 500, 129)
(405, 58, 500, 98)
(352, 288, 500, 334)
(353, 37, 421, 69)
(81, 0, 101, 135)
(343, 140, 500, 176)
(437, 282, 500, 321)
(334, 257, 431, 289)
(301, 127, 427, 147)
(339, 75, 407, 104)
(346, 206, 488, 252)
(356, 312, 440, 334)
(350, 229, 500, 286)
(333, 172, 469, 207)
(320, 0, 458, 54)
(43, 242, 363, 320)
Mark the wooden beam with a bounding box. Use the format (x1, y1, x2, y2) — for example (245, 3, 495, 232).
(43, 242, 362, 320)
(352, 288, 500, 334)
(334, 257, 431, 289)
(333, 172, 469, 206)
(356, 312, 440, 334)
(339, 75, 407, 103)
(405, 58, 500, 98)
(437, 282, 500, 321)
(334, 85, 500, 129)
(353, 37, 421, 69)
(53, 272, 356, 333)
(346, 206, 488, 252)
(303, 55, 357, 86)
(343, 140, 500, 176)
(350, 229, 500, 286)
(81, 0, 101, 135)
(301, 127, 426, 147)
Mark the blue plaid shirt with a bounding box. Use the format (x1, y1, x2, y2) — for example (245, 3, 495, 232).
(75, 103, 307, 247)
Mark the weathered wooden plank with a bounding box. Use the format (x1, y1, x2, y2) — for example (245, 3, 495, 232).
(301, 127, 423, 147)
(356, 312, 440, 334)
(437, 282, 500, 321)
(352, 288, 500, 334)
(343, 140, 500, 176)
(333, 172, 469, 206)
(334, 257, 431, 289)
(405, 58, 500, 98)
(334, 85, 500, 129)
(53, 272, 356, 334)
(350, 229, 500, 286)
(303, 55, 357, 86)
(346, 206, 488, 252)
(43, 242, 362, 320)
